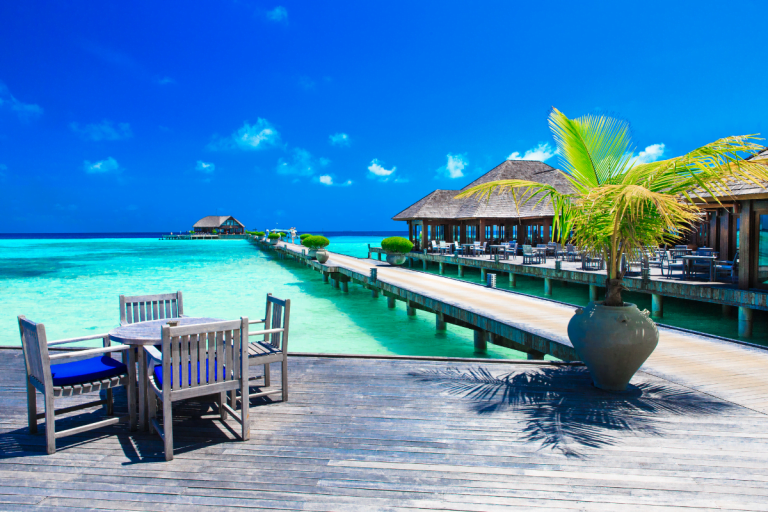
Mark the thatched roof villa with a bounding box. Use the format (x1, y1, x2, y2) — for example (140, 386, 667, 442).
(392, 160, 573, 250)
(193, 215, 245, 235)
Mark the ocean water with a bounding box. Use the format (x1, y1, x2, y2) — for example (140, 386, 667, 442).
(0, 236, 526, 359)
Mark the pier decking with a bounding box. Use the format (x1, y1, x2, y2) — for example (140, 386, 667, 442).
(2, 349, 768, 511)
(263, 240, 768, 415)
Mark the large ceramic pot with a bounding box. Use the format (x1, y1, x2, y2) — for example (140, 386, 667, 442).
(316, 249, 329, 263)
(567, 301, 658, 392)
(307, 248, 318, 259)
(386, 253, 407, 266)
(268, 238, 278, 245)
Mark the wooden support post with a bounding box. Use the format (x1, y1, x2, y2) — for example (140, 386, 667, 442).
(722, 304, 735, 317)
(379, 252, 382, 260)
(333, 279, 340, 290)
(480, 268, 486, 280)
(527, 350, 545, 360)
(387, 296, 396, 308)
(589, 284, 599, 302)
(544, 277, 552, 296)
(651, 294, 664, 318)
(323, 271, 329, 283)
(739, 306, 753, 338)
(371, 288, 379, 298)
(341, 281, 349, 293)
(473, 330, 487, 352)
(436, 312, 446, 331)
(439, 262, 444, 275)
(458, 264, 464, 277)
(423, 259, 428, 270)
(408, 258, 413, 268)
(407, 302, 416, 316)
(509, 272, 516, 287)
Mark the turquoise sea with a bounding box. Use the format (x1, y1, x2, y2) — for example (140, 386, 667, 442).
(0, 236, 525, 359)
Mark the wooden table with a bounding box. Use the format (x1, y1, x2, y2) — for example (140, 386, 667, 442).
(109, 317, 221, 431)
(680, 255, 718, 281)
(533, 247, 548, 262)
(489, 245, 510, 260)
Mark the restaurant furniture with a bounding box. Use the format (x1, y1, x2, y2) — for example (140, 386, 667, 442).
(119, 291, 184, 325)
(248, 294, 291, 403)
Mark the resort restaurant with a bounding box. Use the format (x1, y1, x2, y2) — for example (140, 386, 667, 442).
(392, 160, 574, 251)
(193, 215, 245, 235)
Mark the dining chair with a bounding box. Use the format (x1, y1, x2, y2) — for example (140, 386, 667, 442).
(715, 250, 739, 282)
(247, 294, 291, 404)
(661, 251, 685, 278)
(145, 318, 250, 461)
(119, 291, 184, 325)
(17, 316, 136, 455)
(522, 245, 539, 264)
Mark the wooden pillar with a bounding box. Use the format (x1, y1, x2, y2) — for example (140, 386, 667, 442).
(407, 302, 416, 316)
(333, 278, 340, 290)
(423, 259, 428, 270)
(439, 262, 445, 274)
(473, 330, 487, 352)
(323, 271, 329, 283)
(651, 294, 663, 318)
(458, 264, 464, 277)
(371, 288, 379, 298)
(436, 312, 446, 331)
(509, 272, 516, 287)
(589, 284, 599, 302)
(739, 200, 752, 290)
(739, 306, 753, 338)
(544, 277, 552, 296)
(341, 281, 349, 292)
(387, 296, 396, 308)
(480, 268, 486, 280)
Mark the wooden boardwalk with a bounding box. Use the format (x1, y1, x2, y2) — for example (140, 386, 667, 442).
(275, 242, 768, 415)
(2, 349, 768, 511)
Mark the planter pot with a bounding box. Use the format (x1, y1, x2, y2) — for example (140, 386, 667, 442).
(567, 301, 658, 392)
(268, 239, 278, 245)
(307, 248, 318, 260)
(316, 249, 329, 263)
(386, 253, 407, 266)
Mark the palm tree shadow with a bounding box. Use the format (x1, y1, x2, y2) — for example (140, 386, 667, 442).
(410, 366, 734, 457)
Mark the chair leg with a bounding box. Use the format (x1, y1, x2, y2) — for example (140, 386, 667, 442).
(147, 392, 157, 435)
(240, 380, 250, 442)
(281, 358, 288, 402)
(106, 389, 114, 416)
(219, 392, 228, 420)
(162, 399, 174, 461)
(264, 364, 271, 387)
(44, 393, 55, 455)
(27, 382, 37, 434)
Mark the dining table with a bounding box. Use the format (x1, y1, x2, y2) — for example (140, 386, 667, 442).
(109, 316, 221, 431)
(679, 255, 718, 282)
(532, 247, 548, 262)
(489, 245, 510, 260)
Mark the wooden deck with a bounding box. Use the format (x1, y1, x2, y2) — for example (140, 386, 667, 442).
(2, 349, 768, 511)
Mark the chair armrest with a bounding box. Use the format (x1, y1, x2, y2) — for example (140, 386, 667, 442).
(248, 319, 266, 325)
(248, 328, 285, 337)
(48, 344, 130, 361)
(144, 345, 162, 364)
(47, 333, 111, 347)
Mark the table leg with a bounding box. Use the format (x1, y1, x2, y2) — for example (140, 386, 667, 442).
(138, 347, 148, 431)
(128, 347, 137, 432)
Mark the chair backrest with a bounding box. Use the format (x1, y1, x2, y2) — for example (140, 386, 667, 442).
(522, 244, 532, 255)
(17, 316, 51, 391)
(439, 241, 447, 248)
(159, 318, 247, 392)
(431, 240, 438, 248)
(697, 248, 714, 256)
(263, 293, 291, 352)
(675, 245, 688, 249)
(473, 241, 481, 246)
(120, 291, 184, 325)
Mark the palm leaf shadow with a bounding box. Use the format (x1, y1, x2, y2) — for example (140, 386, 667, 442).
(410, 366, 734, 457)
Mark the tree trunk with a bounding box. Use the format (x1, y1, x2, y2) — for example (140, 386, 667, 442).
(604, 278, 626, 306)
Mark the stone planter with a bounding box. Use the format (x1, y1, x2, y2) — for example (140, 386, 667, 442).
(316, 249, 329, 264)
(386, 253, 407, 266)
(307, 248, 318, 260)
(268, 238, 278, 245)
(567, 301, 658, 392)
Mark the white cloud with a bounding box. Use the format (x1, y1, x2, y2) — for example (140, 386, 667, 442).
(277, 148, 329, 176)
(436, 153, 467, 179)
(319, 175, 333, 185)
(267, 6, 288, 22)
(70, 120, 132, 141)
(195, 160, 215, 174)
(157, 77, 175, 85)
(84, 157, 120, 174)
(631, 143, 666, 166)
(0, 82, 43, 121)
(208, 119, 281, 151)
(329, 132, 350, 147)
(507, 142, 558, 162)
(368, 159, 397, 182)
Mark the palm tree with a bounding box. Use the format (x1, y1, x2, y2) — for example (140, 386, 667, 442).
(457, 108, 768, 306)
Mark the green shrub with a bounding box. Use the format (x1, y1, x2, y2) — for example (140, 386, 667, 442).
(254, 231, 265, 236)
(299, 233, 311, 241)
(302, 235, 330, 250)
(381, 236, 413, 254)
(267, 233, 281, 240)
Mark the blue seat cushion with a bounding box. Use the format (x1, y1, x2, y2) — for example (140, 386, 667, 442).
(153, 359, 226, 387)
(50, 356, 128, 387)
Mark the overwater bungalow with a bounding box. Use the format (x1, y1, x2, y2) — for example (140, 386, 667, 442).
(392, 160, 573, 250)
(193, 215, 245, 235)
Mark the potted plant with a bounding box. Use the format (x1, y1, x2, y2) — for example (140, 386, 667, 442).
(267, 232, 281, 245)
(381, 236, 413, 266)
(303, 235, 330, 262)
(458, 108, 768, 391)
(299, 233, 312, 243)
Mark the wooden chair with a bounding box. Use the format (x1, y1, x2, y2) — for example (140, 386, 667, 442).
(17, 316, 136, 455)
(119, 291, 184, 325)
(715, 250, 739, 282)
(145, 318, 250, 461)
(522, 245, 542, 264)
(248, 294, 290, 403)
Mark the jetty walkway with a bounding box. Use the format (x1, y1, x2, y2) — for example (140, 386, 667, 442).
(266, 240, 768, 415)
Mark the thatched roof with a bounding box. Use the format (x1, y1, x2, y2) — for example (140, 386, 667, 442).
(695, 147, 768, 201)
(193, 215, 245, 228)
(392, 160, 573, 221)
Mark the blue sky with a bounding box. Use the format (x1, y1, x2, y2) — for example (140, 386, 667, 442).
(1, 1, 766, 233)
